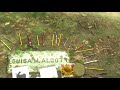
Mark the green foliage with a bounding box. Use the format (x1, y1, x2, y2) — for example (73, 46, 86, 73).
(15, 49, 22, 54)
(33, 45, 39, 49)
(32, 26, 45, 34)
(25, 44, 28, 49)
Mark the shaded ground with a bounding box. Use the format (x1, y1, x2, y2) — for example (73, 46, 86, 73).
(0, 12, 120, 78)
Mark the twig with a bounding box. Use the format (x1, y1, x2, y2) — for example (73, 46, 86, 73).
(68, 37, 80, 48)
(51, 34, 54, 46)
(74, 44, 84, 51)
(84, 60, 98, 64)
(83, 53, 97, 59)
(58, 34, 63, 46)
(75, 48, 94, 53)
(63, 38, 69, 46)
(55, 34, 58, 45)
(36, 35, 40, 46)
(1, 40, 11, 50)
(85, 67, 104, 71)
(3, 36, 15, 45)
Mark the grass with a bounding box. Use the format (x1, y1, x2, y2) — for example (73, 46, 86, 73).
(32, 26, 45, 34)
(1, 12, 120, 78)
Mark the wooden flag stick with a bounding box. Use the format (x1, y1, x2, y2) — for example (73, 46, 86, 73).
(58, 34, 63, 46)
(83, 53, 97, 59)
(36, 35, 40, 46)
(74, 44, 84, 51)
(75, 48, 94, 53)
(58, 38, 60, 46)
(60, 34, 63, 39)
(52, 34, 54, 46)
(18, 33, 22, 46)
(27, 34, 32, 46)
(68, 37, 80, 48)
(63, 38, 69, 46)
(84, 60, 98, 64)
(3, 36, 15, 45)
(1, 40, 11, 50)
(55, 34, 58, 45)
(85, 67, 104, 71)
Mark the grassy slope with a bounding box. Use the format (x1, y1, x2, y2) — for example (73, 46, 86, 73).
(0, 12, 120, 78)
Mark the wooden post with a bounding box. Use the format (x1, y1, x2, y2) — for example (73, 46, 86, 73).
(18, 33, 22, 46)
(52, 34, 54, 46)
(36, 35, 40, 46)
(27, 34, 32, 46)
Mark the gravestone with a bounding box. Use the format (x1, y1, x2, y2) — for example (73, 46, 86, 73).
(7, 51, 70, 73)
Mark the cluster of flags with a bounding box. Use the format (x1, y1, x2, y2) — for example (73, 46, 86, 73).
(18, 32, 63, 47)
(1, 32, 95, 53)
(18, 32, 45, 47)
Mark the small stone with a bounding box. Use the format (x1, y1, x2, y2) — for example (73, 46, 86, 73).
(88, 26, 93, 29)
(5, 22, 10, 26)
(73, 63, 85, 77)
(111, 54, 114, 56)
